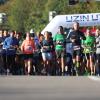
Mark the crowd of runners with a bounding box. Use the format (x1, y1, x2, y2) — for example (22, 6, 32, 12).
(0, 22, 100, 76)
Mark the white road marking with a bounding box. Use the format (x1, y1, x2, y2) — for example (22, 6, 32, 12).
(88, 76, 100, 82)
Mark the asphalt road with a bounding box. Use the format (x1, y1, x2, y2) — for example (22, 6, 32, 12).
(0, 76, 100, 100)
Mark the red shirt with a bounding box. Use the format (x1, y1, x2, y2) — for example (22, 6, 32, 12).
(91, 28, 96, 36)
(21, 39, 35, 54)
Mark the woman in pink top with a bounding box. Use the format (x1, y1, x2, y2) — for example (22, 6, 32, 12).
(21, 33, 35, 75)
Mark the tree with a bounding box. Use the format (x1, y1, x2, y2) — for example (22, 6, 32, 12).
(0, 0, 100, 33)
(8, 0, 32, 32)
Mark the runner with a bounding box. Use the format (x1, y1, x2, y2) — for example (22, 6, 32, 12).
(65, 28, 74, 76)
(41, 31, 53, 75)
(53, 26, 66, 75)
(68, 22, 86, 76)
(48, 32, 56, 75)
(15, 32, 24, 75)
(95, 28, 100, 76)
(21, 32, 35, 75)
(0, 30, 4, 74)
(3, 31, 19, 75)
(82, 29, 95, 75)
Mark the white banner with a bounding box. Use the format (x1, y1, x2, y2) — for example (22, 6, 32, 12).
(42, 13, 100, 36)
(66, 13, 100, 27)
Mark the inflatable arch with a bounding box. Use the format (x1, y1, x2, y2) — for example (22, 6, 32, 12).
(41, 13, 100, 37)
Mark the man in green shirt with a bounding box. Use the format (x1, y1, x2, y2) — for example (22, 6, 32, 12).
(82, 35, 95, 54)
(53, 26, 65, 75)
(82, 29, 95, 75)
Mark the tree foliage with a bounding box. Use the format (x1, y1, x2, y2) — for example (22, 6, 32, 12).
(0, 0, 100, 32)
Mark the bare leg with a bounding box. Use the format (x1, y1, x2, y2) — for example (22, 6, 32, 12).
(61, 57, 64, 73)
(27, 59, 32, 75)
(24, 60, 28, 75)
(90, 56, 94, 75)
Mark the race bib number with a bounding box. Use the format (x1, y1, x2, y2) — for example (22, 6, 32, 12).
(73, 46, 81, 50)
(25, 45, 33, 52)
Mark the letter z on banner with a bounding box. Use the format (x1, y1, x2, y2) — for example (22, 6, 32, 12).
(66, 13, 100, 26)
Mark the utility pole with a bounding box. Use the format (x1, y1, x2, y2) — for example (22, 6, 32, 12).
(0, 13, 7, 29)
(49, 11, 56, 22)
